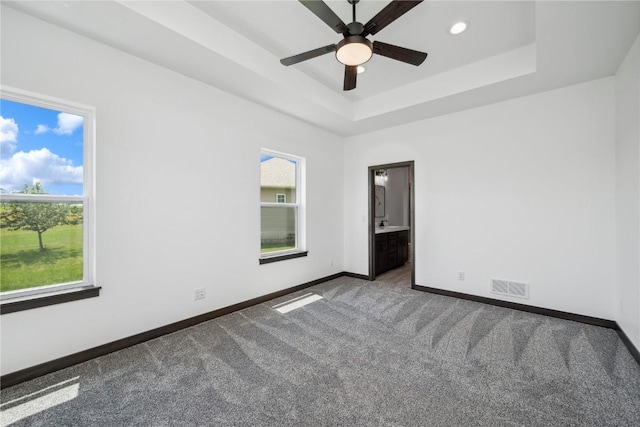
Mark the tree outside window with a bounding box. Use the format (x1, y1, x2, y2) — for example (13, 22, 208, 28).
(0, 93, 92, 295)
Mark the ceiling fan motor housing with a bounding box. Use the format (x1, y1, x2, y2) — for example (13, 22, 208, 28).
(347, 21, 365, 35)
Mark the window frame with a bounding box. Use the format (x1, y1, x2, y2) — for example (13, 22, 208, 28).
(0, 86, 98, 312)
(276, 193, 286, 204)
(259, 149, 307, 264)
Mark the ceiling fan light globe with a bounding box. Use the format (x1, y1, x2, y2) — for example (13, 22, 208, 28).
(336, 36, 373, 66)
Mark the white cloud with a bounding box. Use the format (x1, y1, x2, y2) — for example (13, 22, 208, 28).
(0, 148, 82, 193)
(0, 116, 19, 157)
(53, 113, 83, 136)
(35, 124, 50, 134)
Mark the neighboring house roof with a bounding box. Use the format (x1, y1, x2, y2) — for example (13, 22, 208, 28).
(260, 157, 295, 188)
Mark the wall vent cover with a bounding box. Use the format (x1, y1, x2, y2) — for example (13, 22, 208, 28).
(491, 278, 529, 299)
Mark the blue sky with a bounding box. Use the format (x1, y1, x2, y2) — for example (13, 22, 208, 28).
(0, 99, 83, 196)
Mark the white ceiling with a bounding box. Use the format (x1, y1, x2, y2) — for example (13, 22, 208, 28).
(5, 1, 640, 136)
(191, 1, 536, 100)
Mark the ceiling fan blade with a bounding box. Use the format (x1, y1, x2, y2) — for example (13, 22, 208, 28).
(299, 0, 350, 35)
(363, 0, 423, 36)
(280, 44, 337, 66)
(373, 41, 427, 66)
(344, 65, 357, 91)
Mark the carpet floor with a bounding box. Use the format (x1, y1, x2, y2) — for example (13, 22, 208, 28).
(2, 277, 640, 426)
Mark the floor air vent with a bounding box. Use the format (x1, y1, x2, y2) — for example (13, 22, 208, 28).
(491, 278, 529, 299)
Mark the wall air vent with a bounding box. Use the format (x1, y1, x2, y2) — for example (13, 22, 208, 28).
(491, 278, 529, 299)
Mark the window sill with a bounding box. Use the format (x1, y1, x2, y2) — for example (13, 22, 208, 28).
(259, 251, 308, 265)
(0, 285, 101, 315)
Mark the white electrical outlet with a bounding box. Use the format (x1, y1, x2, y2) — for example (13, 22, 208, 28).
(458, 272, 465, 281)
(194, 288, 206, 300)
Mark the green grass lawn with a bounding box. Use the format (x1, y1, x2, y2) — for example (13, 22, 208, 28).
(0, 224, 83, 292)
(261, 245, 295, 254)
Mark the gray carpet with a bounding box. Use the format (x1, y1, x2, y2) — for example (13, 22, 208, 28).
(2, 277, 640, 426)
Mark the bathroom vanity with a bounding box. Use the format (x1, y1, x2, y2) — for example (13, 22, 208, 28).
(374, 226, 410, 275)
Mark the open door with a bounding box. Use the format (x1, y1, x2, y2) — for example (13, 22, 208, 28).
(368, 161, 415, 287)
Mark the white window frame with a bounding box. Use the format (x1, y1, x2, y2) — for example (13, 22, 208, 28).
(260, 149, 306, 260)
(0, 86, 96, 300)
(276, 193, 286, 204)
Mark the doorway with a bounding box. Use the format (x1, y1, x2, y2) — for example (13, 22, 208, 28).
(368, 161, 415, 287)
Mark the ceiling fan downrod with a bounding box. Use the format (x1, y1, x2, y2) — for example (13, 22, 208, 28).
(346, 0, 364, 35)
(349, 0, 359, 23)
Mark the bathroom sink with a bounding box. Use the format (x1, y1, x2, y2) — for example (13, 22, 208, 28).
(375, 225, 410, 234)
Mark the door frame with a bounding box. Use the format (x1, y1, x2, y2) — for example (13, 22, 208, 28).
(368, 161, 415, 286)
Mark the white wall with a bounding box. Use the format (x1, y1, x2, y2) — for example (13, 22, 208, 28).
(615, 34, 640, 349)
(0, 7, 344, 375)
(345, 78, 617, 320)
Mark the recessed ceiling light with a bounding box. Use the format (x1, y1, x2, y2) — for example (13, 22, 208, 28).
(449, 21, 468, 35)
(357, 65, 366, 74)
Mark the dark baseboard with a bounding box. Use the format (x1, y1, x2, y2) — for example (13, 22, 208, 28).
(614, 324, 640, 366)
(343, 271, 371, 280)
(412, 284, 617, 328)
(412, 283, 640, 366)
(1, 272, 345, 389)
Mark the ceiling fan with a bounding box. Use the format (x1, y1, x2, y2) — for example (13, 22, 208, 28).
(280, 0, 428, 91)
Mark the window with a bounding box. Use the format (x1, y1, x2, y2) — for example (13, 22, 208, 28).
(260, 150, 306, 263)
(0, 87, 96, 312)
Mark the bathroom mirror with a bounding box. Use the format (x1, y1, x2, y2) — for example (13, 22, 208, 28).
(375, 185, 385, 217)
